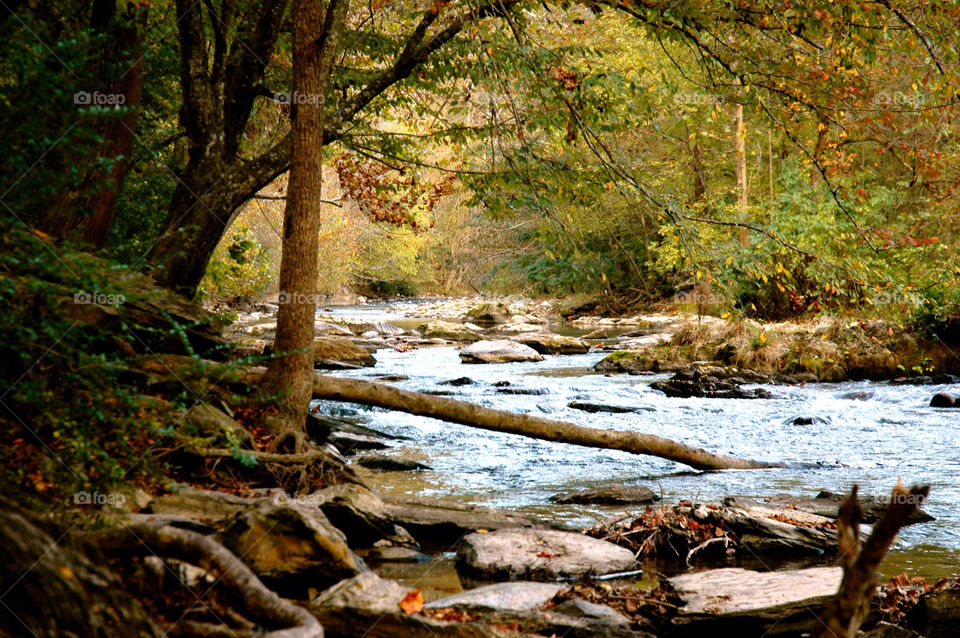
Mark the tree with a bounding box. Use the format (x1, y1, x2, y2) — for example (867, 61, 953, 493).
(36, 1, 148, 248)
(147, 0, 523, 297)
(263, 0, 349, 445)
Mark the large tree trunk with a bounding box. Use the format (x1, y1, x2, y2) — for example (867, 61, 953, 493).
(307, 374, 780, 471)
(37, 0, 147, 248)
(264, 0, 350, 442)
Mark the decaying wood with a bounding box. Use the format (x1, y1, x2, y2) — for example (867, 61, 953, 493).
(816, 482, 931, 638)
(77, 523, 323, 638)
(692, 498, 839, 555)
(289, 373, 778, 471)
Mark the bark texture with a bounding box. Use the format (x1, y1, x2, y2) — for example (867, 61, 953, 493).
(264, 0, 349, 440)
(304, 374, 779, 471)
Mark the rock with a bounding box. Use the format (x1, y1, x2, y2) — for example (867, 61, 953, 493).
(551, 599, 631, 626)
(309, 572, 504, 638)
(309, 484, 417, 548)
(651, 370, 772, 399)
(315, 320, 355, 337)
(182, 402, 254, 448)
(416, 320, 481, 342)
(328, 431, 390, 455)
(931, 392, 959, 408)
(891, 374, 960, 385)
(439, 376, 475, 386)
(567, 401, 649, 414)
(495, 387, 548, 395)
(666, 566, 843, 635)
(356, 455, 430, 471)
(313, 336, 377, 368)
(459, 340, 544, 364)
(550, 486, 659, 506)
(305, 413, 406, 445)
(783, 415, 830, 426)
(456, 528, 636, 583)
(906, 587, 960, 637)
(512, 333, 590, 355)
(380, 494, 538, 548)
(862, 622, 922, 638)
(425, 582, 563, 613)
(465, 302, 510, 326)
(361, 546, 431, 563)
(218, 501, 365, 597)
(148, 487, 256, 524)
(839, 390, 875, 400)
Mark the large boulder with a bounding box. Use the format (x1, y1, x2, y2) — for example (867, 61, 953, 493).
(456, 528, 635, 583)
(416, 320, 481, 342)
(313, 337, 376, 368)
(512, 333, 590, 355)
(459, 340, 544, 364)
(651, 370, 772, 399)
(218, 501, 365, 597)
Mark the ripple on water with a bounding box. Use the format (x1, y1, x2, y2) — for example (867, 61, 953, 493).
(317, 334, 960, 575)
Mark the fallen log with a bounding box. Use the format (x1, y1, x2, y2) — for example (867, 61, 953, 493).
(308, 373, 779, 471)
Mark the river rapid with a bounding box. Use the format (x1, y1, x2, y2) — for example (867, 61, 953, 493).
(315, 302, 960, 579)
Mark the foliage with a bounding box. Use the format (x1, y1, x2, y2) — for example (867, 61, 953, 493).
(200, 219, 273, 301)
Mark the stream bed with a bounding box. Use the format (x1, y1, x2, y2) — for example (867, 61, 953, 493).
(315, 304, 960, 580)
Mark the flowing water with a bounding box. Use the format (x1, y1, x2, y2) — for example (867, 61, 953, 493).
(316, 304, 960, 580)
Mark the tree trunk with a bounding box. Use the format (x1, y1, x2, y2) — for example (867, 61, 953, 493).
(734, 80, 749, 247)
(37, 1, 147, 249)
(264, 0, 350, 442)
(307, 374, 780, 471)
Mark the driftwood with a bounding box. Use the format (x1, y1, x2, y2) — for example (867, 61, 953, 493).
(76, 523, 322, 638)
(301, 373, 779, 471)
(816, 482, 931, 638)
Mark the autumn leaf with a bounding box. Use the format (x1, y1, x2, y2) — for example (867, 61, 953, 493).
(398, 589, 424, 614)
(537, 551, 556, 558)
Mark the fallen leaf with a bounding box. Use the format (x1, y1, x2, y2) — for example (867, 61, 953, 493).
(398, 589, 424, 614)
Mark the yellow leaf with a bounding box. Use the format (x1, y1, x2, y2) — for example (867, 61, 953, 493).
(721, 312, 731, 319)
(726, 256, 733, 265)
(761, 274, 768, 284)
(776, 282, 785, 292)
(759, 331, 767, 343)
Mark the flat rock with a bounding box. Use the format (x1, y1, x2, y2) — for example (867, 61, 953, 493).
(313, 336, 376, 368)
(328, 431, 390, 454)
(380, 494, 537, 548)
(550, 486, 659, 506)
(567, 401, 650, 414)
(459, 340, 544, 364)
(667, 566, 842, 635)
(456, 528, 636, 583)
(512, 333, 590, 355)
(416, 320, 481, 342)
(425, 582, 564, 612)
(356, 455, 431, 471)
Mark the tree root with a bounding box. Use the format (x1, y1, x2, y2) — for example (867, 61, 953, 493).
(76, 523, 322, 638)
